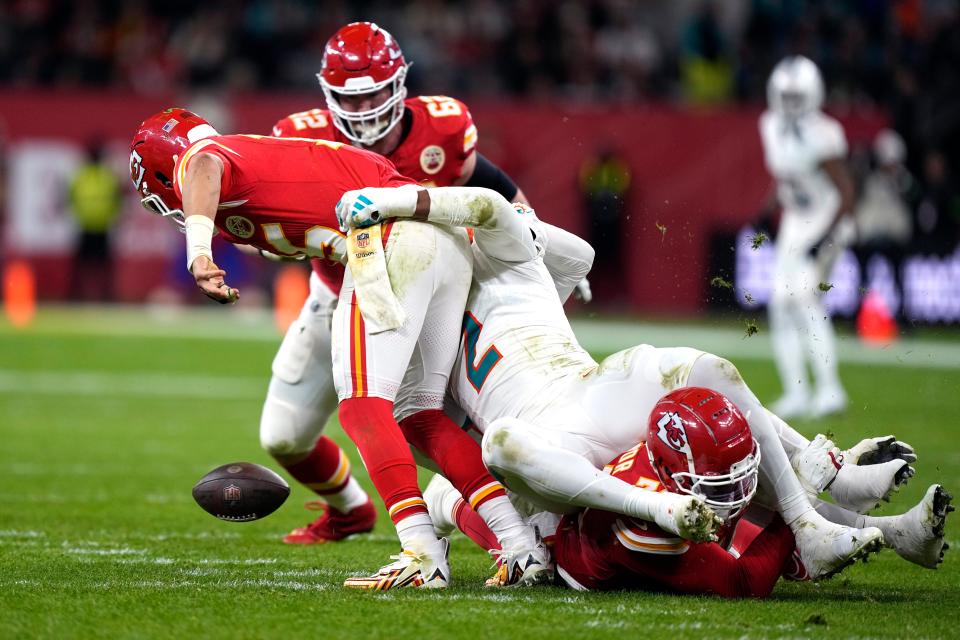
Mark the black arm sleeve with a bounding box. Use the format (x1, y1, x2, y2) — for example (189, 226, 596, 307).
(464, 152, 519, 201)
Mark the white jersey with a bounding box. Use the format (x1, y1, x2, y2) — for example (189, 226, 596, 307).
(450, 217, 597, 433)
(759, 110, 848, 252)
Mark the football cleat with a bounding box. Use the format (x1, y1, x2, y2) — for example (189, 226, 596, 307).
(343, 538, 450, 590)
(879, 484, 953, 569)
(485, 538, 553, 588)
(655, 495, 724, 543)
(828, 459, 914, 514)
(282, 500, 377, 544)
(792, 512, 884, 580)
(843, 436, 917, 466)
(792, 434, 844, 500)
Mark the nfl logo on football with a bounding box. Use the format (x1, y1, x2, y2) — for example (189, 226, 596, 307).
(223, 484, 242, 504)
(356, 232, 370, 249)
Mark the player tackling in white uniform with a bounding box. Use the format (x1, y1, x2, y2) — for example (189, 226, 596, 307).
(336, 185, 941, 580)
(760, 56, 857, 419)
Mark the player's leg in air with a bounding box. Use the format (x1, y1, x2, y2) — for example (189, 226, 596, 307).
(259, 271, 376, 544)
(681, 351, 904, 578)
(332, 216, 546, 590)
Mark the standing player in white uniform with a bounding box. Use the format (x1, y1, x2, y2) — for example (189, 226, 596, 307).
(337, 185, 927, 580)
(760, 56, 857, 419)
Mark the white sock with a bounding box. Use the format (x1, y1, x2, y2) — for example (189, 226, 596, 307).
(815, 499, 891, 532)
(476, 495, 536, 551)
(395, 512, 442, 554)
(324, 477, 369, 513)
(765, 409, 812, 462)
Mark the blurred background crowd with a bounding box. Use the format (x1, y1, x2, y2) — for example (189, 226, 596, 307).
(0, 0, 958, 321)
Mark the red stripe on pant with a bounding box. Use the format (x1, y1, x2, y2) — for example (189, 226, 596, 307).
(339, 397, 427, 524)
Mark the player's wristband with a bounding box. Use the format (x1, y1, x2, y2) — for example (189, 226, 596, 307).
(184, 214, 215, 271)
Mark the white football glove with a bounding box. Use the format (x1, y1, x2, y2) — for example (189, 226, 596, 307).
(844, 436, 917, 465)
(335, 186, 421, 232)
(335, 190, 380, 232)
(573, 278, 592, 304)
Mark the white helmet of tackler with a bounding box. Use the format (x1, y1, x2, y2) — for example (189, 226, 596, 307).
(766, 55, 824, 118)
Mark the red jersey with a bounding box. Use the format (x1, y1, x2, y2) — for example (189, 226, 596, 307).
(554, 442, 795, 598)
(171, 134, 414, 264)
(272, 96, 478, 294)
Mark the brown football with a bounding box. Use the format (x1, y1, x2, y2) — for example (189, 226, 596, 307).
(191, 462, 290, 522)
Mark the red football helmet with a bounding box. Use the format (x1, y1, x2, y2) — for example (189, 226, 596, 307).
(318, 22, 408, 146)
(647, 387, 760, 523)
(129, 108, 218, 229)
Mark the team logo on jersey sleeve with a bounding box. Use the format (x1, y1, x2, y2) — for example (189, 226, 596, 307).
(420, 145, 446, 175)
(225, 215, 255, 239)
(655, 412, 692, 456)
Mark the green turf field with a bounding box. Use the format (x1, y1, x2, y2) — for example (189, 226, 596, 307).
(1, 307, 958, 639)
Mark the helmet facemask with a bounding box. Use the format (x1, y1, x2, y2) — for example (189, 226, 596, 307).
(671, 443, 761, 522)
(319, 65, 408, 146)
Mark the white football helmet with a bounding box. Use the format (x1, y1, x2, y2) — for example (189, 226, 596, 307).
(766, 55, 824, 118)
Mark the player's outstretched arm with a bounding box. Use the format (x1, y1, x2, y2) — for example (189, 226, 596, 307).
(181, 152, 238, 304)
(337, 186, 538, 263)
(539, 223, 594, 302)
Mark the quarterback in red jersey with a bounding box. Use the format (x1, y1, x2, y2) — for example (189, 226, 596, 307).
(130, 108, 547, 589)
(259, 21, 549, 552)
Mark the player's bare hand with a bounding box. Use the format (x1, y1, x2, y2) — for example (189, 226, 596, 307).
(844, 436, 917, 466)
(190, 255, 239, 304)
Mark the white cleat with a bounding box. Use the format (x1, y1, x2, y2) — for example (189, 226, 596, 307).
(343, 538, 450, 590)
(792, 434, 844, 500)
(654, 495, 723, 543)
(829, 458, 915, 514)
(811, 386, 848, 419)
(792, 512, 884, 580)
(485, 538, 553, 587)
(771, 393, 811, 420)
(879, 484, 953, 569)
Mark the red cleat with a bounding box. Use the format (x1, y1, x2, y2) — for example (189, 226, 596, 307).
(282, 500, 377, 544)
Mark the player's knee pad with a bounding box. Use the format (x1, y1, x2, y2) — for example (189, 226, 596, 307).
(259, 395, 324, 458)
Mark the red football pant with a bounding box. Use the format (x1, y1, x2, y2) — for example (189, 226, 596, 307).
(399, 409, 507, 511)
(339, 397, 427, 523)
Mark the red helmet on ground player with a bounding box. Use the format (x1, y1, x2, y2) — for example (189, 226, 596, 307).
(318, 22, 408, 146)
(647, 387, 760, 522)
(129, 108, 218, 229)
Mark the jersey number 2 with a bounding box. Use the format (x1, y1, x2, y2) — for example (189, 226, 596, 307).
(462, 312, 502, 392)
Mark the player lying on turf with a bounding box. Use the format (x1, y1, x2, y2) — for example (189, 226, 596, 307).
(129, 109, 550, 589)
(260, 21, 583, 547)
(549, 387, 952, 595)
(336, 186, 920, 581)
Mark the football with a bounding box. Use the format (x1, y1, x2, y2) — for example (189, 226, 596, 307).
(191, 462, 290, 522)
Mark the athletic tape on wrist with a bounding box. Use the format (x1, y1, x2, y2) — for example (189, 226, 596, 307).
(184, 214, 215, 271)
